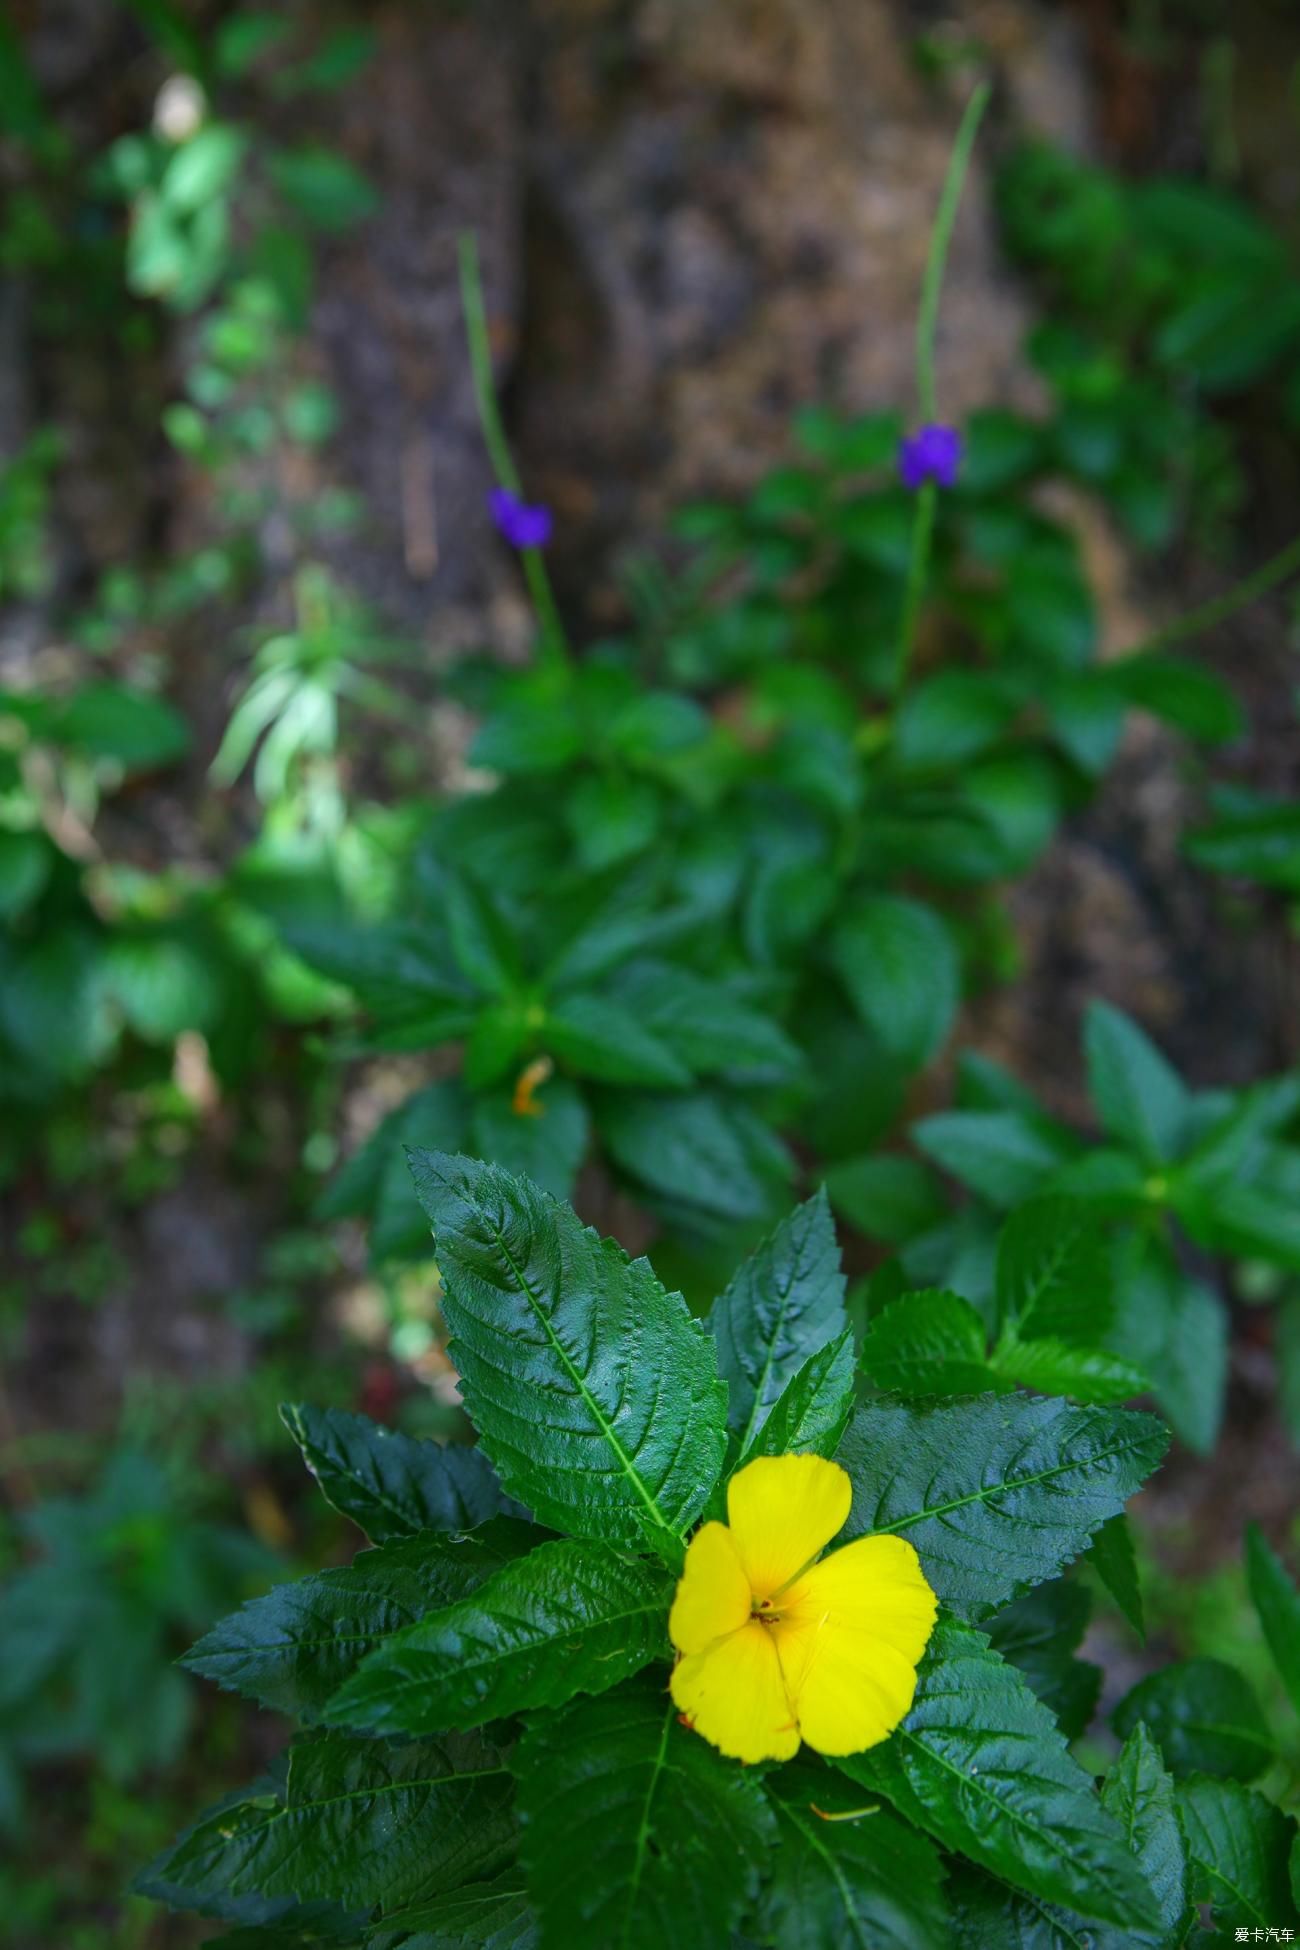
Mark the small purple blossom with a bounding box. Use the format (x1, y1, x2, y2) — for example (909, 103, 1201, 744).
(898, 423, 963, 492)
(490, 487, 552, 550)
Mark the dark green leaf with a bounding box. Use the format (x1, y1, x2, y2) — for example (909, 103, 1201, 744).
(1187, 800, 1300, 892)
(995, 1197, 1112, 1343)
(838, 1618, 1160, 1928)
(1245, 1524, 1300, 1719)
(824, 1154, 947, 1245)
(1112, 655, 1243, 744)
(137, 1732, 515, 1915)
(1113, 1660, 1273, 1781)
(987, 1581, 1101, 1740)
(838, 1393, 1169, 1618)
(861, 1290, 997, 1398)
(408, 1152, 726, 1552)
(1108, 1241, 1226, 1456)
(280, 1405, 509, 1542)
(566, 774, 660, 870)
(325, 1539, 672, 1735)
(598, 1088, 793, 1229)
(1084, 1002, 1190, 1166)
(948, 1859, 1152, 1950)
(1177, 1776, 1298, 1929)
(469, 1079, 589, 1203)
(182, 1522, 536, 1716)
(830, 896, 960, 1070)
(710, 1189, 847, 1447)
(1088, 1514, 1145, 1640)
(608, 960, 801, 1083)
(443, 875, 519, 999)
(318, 1083, 469, 1262)
(543, 992, 692, 1088)
(735, 1329, 857, 1466)
(1100, 1723, 1191, 1947)
(270, 149, 378, 231)
(365, 1870, 534, 1948)
(758, 1760, 948, 1950)
(513, 1682, 776, 1950)
(51, 681, 190, 769)
(893, 671, 1018, 770)
(993, 1339, 1149, 1407)
(912, 1110, 1074, 1209)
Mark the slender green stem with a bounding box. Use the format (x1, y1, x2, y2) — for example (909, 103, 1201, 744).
(1119, 531, 1300, 662)
(891, 80, 992, 699)
(915, 81, 992, 425)
(457, 232, 570, 669)
(893, 482, 937, 700)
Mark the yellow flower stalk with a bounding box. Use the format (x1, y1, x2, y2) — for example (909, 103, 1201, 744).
(669, 1453, 937, 1765)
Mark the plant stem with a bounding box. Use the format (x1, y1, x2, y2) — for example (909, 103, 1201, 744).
(892, 80, 992, 700)
(1120, 530, 1300, 661)
(457, 232, 570, 670)
(893, 481, 937, 701)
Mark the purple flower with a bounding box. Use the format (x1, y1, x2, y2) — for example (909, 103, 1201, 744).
(898, 424, 963, 492)
(490, 487, 552, 550)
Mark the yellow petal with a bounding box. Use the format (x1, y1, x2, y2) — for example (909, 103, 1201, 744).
(669, 1521, 751, 1656)
(726, 1453, 851, 1601)
(774, 1534, 938, 1758)
(672, 1620, 801, 1764)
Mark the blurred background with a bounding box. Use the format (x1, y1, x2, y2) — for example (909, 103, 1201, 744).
(3, 2, 1300, 1942)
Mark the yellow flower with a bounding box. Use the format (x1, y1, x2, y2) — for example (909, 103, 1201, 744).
(668, 1452, 937, 1765)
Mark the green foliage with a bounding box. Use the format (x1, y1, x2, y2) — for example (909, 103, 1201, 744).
(279, 1403, 511, 1542)
(140, 1159, 1266, 1948)
(0, 1451, 276, 1816)
(408, 1149, 727, 1552)
(1113, 1659, 1274, 1782)
(906, 1006, 1300, 1454)
(837, 1392, 1168, 1619)
(839, 1618, 1161, 1927)
(324, 1539, 673, 1734)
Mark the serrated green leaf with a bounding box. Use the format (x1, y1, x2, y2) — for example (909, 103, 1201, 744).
(1084, 1002, 1190, 1166)
(912, 1110, 1074, 1209)
(837, 1393, 1169, 1618)
(1245, 1524, 1300, 1719)
(280, 1405, 510, 1542)
(325, 1539, 672, 1735)
(987, 1582, 1102, 1740)
(710, 1190, 847, 1449)
(862, 1290, 997, 1397)
(513, 1682, 776, 1950)
(1100, 1723, 1191, 1947)
(830, 895, 960, 1070)
(838, 1618, 1160, 1929)
(993, 1338, 1149, 1406)
(137, 1732, 515, 1916)
(408, 1152, 726, 1552)
(543, 992, 692, 1088)
(735, 1328, 857, 1467)
(182, 1522, 537, 1716)
(995, 1197, 1112, 1343)
(365, 1870, 534, 1948)
(1114, 1660, 1273, 1782)
(1177, 1776, 1298, 1929)
(758, 1759, 948, 1950)
(1088, 1513, 1145, 1640)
